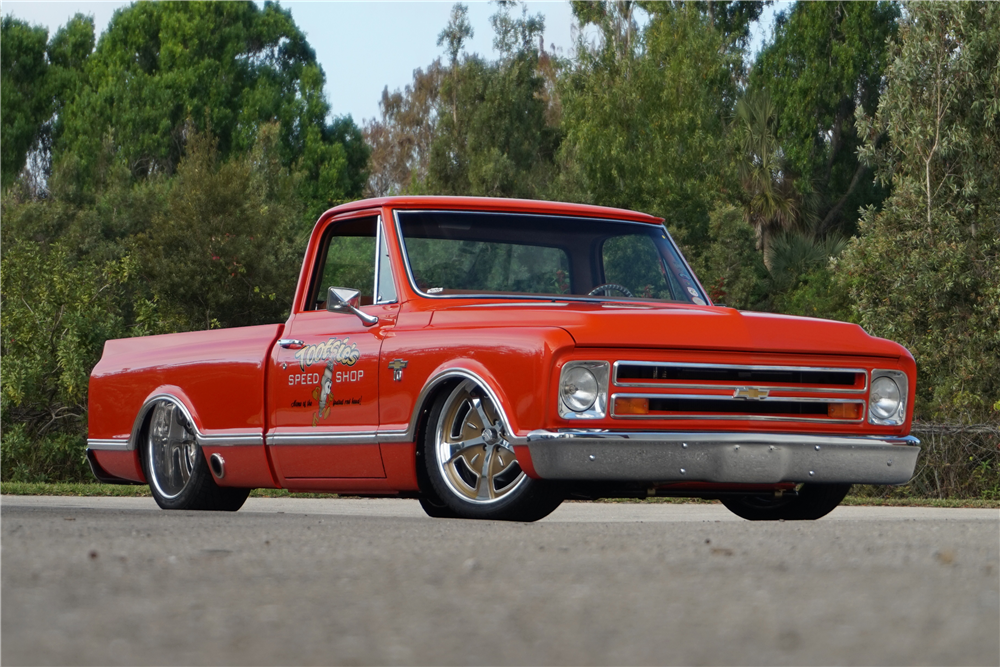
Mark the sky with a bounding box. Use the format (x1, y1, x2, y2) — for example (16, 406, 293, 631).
(2, 1, 785, 127)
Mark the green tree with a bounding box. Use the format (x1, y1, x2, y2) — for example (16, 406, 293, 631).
(733, 90, 799, 262)
(428, 1, 559, 198)
(751, 1, 898, 236)
(560, 2, 739, 247)
(54, 2, 366, 221)
(137, 125, 303, 330)
(843, 2, 1000, 421)
(1, 14, 95, 193)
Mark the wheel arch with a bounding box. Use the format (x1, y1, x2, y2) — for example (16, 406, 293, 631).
(128, 389, 205, 463)
(407, 367, 520, 500)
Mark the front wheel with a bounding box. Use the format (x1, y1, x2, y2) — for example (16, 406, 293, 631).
(145, 401, 249, 511)
(423, 380, 563, 521)
(720, 483, 851, 521)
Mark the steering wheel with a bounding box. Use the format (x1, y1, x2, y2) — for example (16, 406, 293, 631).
(588, 283, 634, 297)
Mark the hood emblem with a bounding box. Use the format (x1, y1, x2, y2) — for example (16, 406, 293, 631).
(734, 387, 769, 400)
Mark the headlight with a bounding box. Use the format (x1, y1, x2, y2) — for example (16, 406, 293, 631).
(561, 367, 598, 412)
(868, 370, 908, 425)
(558, 361, 610, 418)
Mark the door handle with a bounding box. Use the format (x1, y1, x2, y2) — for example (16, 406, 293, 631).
(278, 339, 305, 349)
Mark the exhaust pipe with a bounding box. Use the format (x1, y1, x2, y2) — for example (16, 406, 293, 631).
(209, 453, 226, 479)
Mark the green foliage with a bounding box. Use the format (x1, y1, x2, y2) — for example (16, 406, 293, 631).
(733, 91, 799, 257)
(560, 3, 738, 247)
(0, 14, 94, 191)
(751, 1, 897, 237)
(428, 3, 559, 198)
(0, 213, 166, 481)
(843, 2, 1000, 422)
(1, 17, 52, 189)
(51, 1, 366, 221)
(0, 425, 91, 483)
(137, 125, 303, 330)
(691, 205, 770, 310)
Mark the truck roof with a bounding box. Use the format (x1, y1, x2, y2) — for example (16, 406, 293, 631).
(318, 196, 665, 226)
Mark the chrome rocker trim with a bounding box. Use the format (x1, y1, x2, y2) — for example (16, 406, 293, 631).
(524, 430, 920, 485)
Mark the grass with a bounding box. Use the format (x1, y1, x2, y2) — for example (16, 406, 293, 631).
(0, 482, 337, 499)
(2, 482, 997, 508)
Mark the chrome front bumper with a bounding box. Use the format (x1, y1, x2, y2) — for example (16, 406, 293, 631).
(524, 431, 920, 485)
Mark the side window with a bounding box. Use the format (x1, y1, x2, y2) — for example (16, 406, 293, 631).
(601, 235, 676, 300)
(376, 226, 396, 304)
(310, 217, 377, 310)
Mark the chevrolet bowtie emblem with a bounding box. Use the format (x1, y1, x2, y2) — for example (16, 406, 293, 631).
(734, 387, 769, 400)
(388, 358, 408, 382)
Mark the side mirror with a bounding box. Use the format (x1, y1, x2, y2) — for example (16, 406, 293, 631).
(326, 287, 378, 326)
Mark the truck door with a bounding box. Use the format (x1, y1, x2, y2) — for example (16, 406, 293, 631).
(267, 213, 398, 481)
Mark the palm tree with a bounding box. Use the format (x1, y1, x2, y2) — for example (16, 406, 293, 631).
(734, 91, 799, 267)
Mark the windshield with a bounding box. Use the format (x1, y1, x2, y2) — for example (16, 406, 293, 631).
(396, 211, 708, 305)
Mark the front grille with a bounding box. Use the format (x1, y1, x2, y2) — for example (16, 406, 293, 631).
(614, 362, 865, 392)
(610, 360, 868, 424)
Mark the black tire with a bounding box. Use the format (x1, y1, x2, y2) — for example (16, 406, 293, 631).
(144, 401, 250, 511)
(720, 483, 852, 521)
(423, 380, 563, 522)
(418, 496, 460, 518)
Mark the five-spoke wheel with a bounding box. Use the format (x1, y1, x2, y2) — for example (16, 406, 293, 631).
(145, 400, 249, 511)
(423, 380, 562, 521)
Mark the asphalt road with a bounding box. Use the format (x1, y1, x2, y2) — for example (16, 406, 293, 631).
(2, 496, 997, 666)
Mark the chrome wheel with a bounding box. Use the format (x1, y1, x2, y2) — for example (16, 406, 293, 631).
(148, 401, 199, 499)
(434, 380, 526, 503)
(142, 399, 250, 511)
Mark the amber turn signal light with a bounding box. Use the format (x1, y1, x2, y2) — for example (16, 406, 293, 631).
(615, 397, 650, 415)
(828, 403, 862, 419)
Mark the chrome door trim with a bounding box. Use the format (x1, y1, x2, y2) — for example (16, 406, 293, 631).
(267, 431, 379, 446)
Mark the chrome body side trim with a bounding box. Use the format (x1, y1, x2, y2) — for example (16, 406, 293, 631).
(523, 430, 920, 485)
(267, 432, 379, 446)
(376, 429, 412, 443)
(612, 360, 868, 393)
(609, 392, 867, 423)
(86, 439, 131, 451)
(197, 434, 264, 447)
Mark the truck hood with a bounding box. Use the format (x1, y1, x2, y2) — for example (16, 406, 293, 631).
(427, 301, 906, 359)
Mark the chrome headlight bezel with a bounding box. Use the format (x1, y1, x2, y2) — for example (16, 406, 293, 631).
(868, 370, 908, 426)
(558, 361, 610, 419)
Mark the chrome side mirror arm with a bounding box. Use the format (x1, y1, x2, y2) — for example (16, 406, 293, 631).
(326, 287, 378, 326)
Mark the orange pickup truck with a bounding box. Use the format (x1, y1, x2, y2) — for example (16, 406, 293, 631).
(87, 196, 919, 521)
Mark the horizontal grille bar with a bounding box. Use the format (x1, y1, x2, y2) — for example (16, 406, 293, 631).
(611, 393, 866, 423)
(614, 361, 865, 391)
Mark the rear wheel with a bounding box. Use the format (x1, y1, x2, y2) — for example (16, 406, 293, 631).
(424, 380, 562, 521)
(720, 483, 851, 521)
(145, 401, 249, 511)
